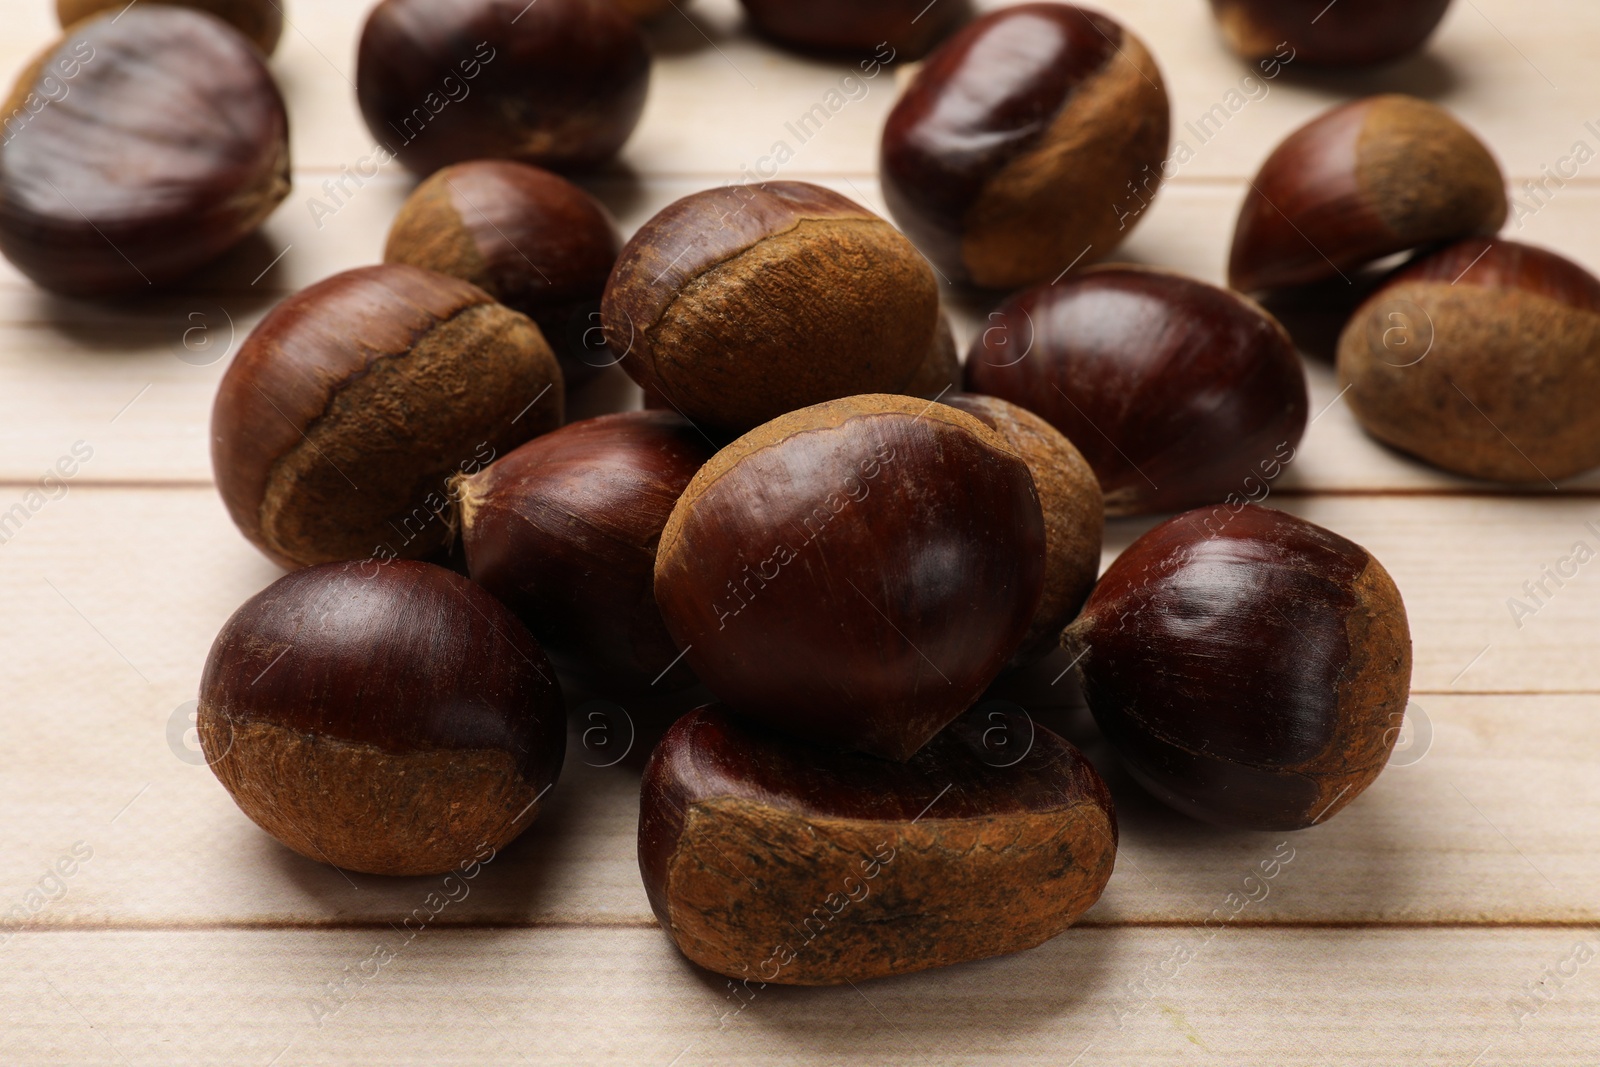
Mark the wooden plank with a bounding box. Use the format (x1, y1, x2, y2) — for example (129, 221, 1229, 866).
(0, 488, 1596, 929)
(1, 927, 1594, 1064)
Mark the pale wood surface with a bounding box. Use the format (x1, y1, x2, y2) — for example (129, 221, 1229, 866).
(2, 0, 1598, 1063)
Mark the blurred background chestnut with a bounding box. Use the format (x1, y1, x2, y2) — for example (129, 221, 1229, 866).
(457, 411, 716, 694)
(880, 2, 1169, 289)
(1209, 0, 1454, 68)
(200, 561, 566, 876)
(1339, 238, 1600, 483)
(1230, 95, 1505, 295)
(654, 395, 1046, 761)
(211, 264, 563, 569)
(966, 266, 1308, 516)
(356, 0, 650, 175)
(1063, 505, 1412, 830)
(0, 7, 289, 296)
(57, 0, 285, 53)
(385, 161, 623, 390)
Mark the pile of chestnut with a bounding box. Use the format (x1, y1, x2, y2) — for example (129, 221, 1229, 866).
(3, 0, 1583, 988)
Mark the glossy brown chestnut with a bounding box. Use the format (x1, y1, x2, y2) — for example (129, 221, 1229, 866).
(1209, 0, 1452, 68)
(211, 264, 563, 570)
(457, 410, 716, 693)
(899, 311, 961, 399)
(1229, 95, 1505, 294)
(0, 7, 289, 296)
(1338, 238, 1600, 483)
(602, 182, 938, 434)
(880, 3, 1170, 289)
(737, 0, 972, 60)
(655, 395, 1046, 761)
(942, 393, 1102, 665)
(384, 160, 623, 387)
(1063, 505, 1412, 830)
(965, 266, 1308, 516)
(199, 561, 565, 876)
(57, 0, 285, 53)
(356, 0, 650, 175)
(639, 705, 1115, 984)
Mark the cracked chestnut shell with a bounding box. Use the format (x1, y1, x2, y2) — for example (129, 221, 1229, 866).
(965, 266, 1308, 516)
(211, 264, 563, 570)
(942, 393, 1102, 665)
(1338, 238, 1600, 483)
(199, 561, 565, 876)
(1063, 505, 1412, 830)
(1229, 95, 1505, 294)
(57, 0, 285, 53)
(602, 182, 938, 434)
(654, 394, 1046, 761)
(0, 7, 290, 296)
(880, 2, 1170, 289)
(356, 0, 650, 175)
(384, 160, 622, 388)
(737, 0, 973, 59)
(639, 705, 1116, 985)
(1209, 0, 1452, 68)
(457, 410, 716, 694)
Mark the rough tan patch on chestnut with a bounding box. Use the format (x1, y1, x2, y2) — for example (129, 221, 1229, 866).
(200, 717, 544, 877)
(947, 394, 1103, 664)
(963, 31, 1168, 289)
(1339, 282, 1600, 482)
(1358, 96, 1507, 246)
(661, 795, 1114, 985)
(645, 217, 936, 430)
(383, 178, 493, 291)
(257, 302, 561, 566)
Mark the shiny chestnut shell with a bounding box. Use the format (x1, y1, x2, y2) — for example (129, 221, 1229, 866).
(1229, 95, 1505, 294)
(639, 705, 1116, 984)
(965, 266, 1308, 516)
(199, 561, 566, 876)
(57, 0, 285, 53)
(356, 0, 650, 175)
(0, 7, 290, 296)
(880, 2, 1170, 289)
(1338, 238, 1600, 483)
(211, 264, 563, 570)
(737, 0, 973, 59)
(653, 395, 1047, 761)
(1063, 505, 1412, 830)
(457, 411, 716, 693)
(1209, 0, 1453, 68)
(384, 160, 622, 386)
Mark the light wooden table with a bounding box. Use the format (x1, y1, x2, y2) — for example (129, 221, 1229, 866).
(2, 0, 1598, 1063)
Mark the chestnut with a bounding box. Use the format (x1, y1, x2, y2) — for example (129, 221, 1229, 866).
(1338, 238, 1600, 483)
(199, 561, 565, 876)
(612, 0, 673, 18)
(900, 312, 962, 400)
(211, 264, 563, 570)
(880, 3, 1170, 289)
(1209, 0, 1452, 68)
(0, 7, 289, 297)
(1062, 505, 1412, 830)
(964, 266, 1308, 516)
(457, 410, 716, 693)
(639, 705, 1115, 985)
(356, 0, 650, 175)
(57, 0, 284, 54)
(1229, 95, 1505, 294)
(602, 182, 938, 434)
(737, 0, 973, 60)
(653, 394, 1045, 761)
(384, 160, 623, 387)
(941, 393, 1102, 665)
